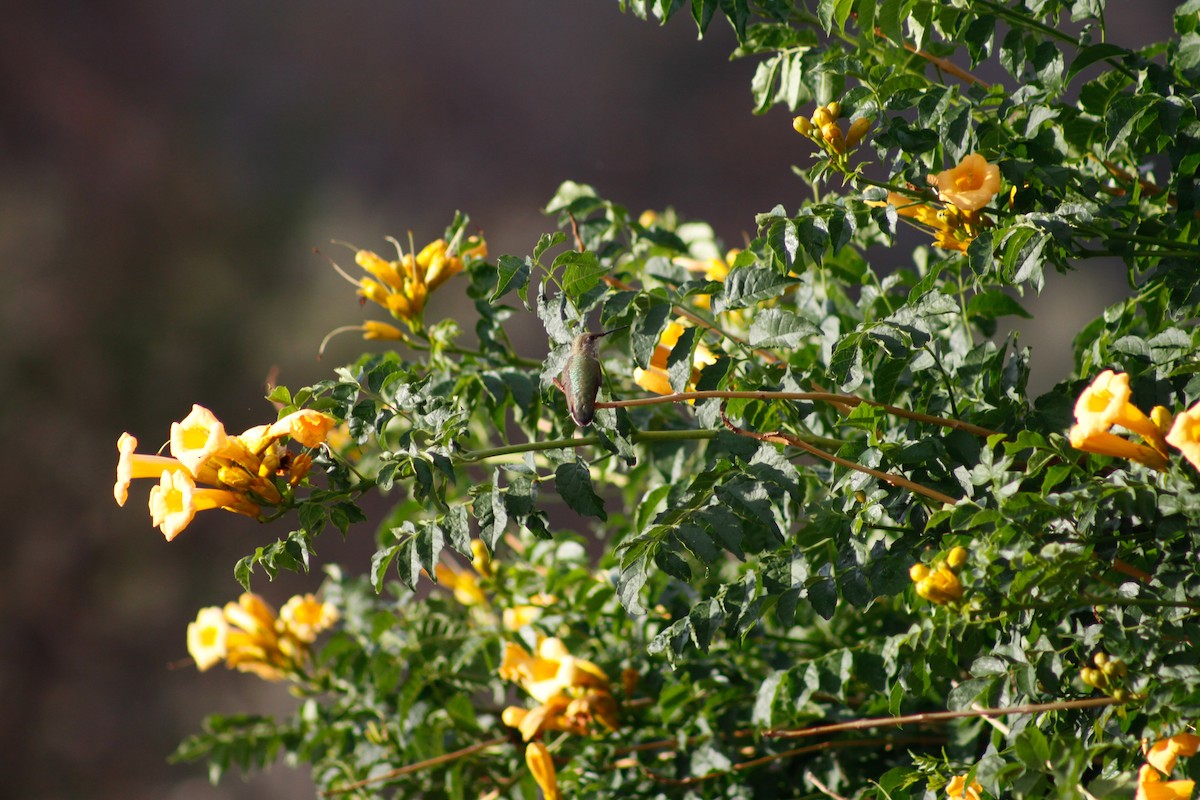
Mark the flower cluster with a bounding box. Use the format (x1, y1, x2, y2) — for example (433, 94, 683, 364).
(1068, 370, 1174, 471)
(930, 154, 1003, 213)
(114, 405, 336, 540)
(187, 592, 338, 681)
(499, 637, 619, 800)
(946, 773, 983, 800)
(1136, 733, 1200, 800)
(793, 101, 871, 155)
(909, 546, 968, 605)
(432, 541, 557, 629)
(1080, 651, 1135, 702)
(331, 234, 486, 332)
(866, 154, 1001, 253)
(633, 320, 718, 396)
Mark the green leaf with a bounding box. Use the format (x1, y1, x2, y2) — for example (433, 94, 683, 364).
(444, 505, 471, 556)
(717, 266, 799, 312)
(752, 670, 786, 726)
(673, 523, 719, 564)
(833, 0, 855, 31)
(370, 543, 400, 592)
(493, 254, 531, 301)
(807, 576, 837, 619)
(749, 308, 820, 347)
(617, 538, 651, 616)
(877, 0, 905, 43)
(555, 459, 608, 520)
(631, 299, 671, 368)
(555, 250, 609, 299)
(666, 324, 699, 393)
(1015, 727, 1052, 770)
(691, 0, 719, 35)
(967, 290, 1032, 321)
(1067, 43, 1128, 83)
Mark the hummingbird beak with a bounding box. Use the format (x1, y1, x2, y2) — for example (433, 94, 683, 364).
(597, 324, 630, 338)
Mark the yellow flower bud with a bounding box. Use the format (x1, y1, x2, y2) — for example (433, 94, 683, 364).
(946, 546, 968, 571)
(362, 320, 404, 340)
(1151, 405, 1174, 435)
(811, 107, 833, 128)
(845, 116, 871, 147)
(821, 122, 844, 152)
(792, 115, 814, 135)
(914, 566, 963, 604)
(525, 742, 560, 800)
(909, 563, 931, 582)
(825, 101, 841, 119)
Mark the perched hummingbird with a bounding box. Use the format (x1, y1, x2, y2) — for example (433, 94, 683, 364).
(560, 326, 627, 427)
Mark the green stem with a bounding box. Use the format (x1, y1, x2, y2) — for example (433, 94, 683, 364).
(1076, 224, 1200, 250)
(851, 174, 932, 201)
(972, 0, 1078, 46)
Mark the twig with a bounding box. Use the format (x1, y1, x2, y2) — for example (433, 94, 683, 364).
(321, 736, 508, 795)
(895, 36, 991, 88)
(631, 736, 944, 787)
(596, 389, 999, 438)
(721, 407, 961, 506)
(763, 697, 1120, 740)
(806, 769, 852, 800)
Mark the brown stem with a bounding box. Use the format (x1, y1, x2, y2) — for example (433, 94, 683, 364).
(1111, 558, 1152, 583)
(806, 770, 853, 800)
(596, 389, 999, 438)
(763, 697, 1120, 740)
(901, 40, 991, 88)
(320, 736, 508, 796)
(631, 736, 944, 786)
(721, 408, 961, 506)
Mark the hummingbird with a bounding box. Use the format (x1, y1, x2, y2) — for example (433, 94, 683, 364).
(559, 326, 628, 427)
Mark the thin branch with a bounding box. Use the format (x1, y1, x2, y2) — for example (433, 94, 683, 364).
(631, 736, 943, 787)
(321, 736, 508, 795)
(899, 39, 991, 88)
(763, 697, 1120, 740)
(721, 408, 961, 506)
(806, 769, 852, 800)
(596, 389, 999, 438)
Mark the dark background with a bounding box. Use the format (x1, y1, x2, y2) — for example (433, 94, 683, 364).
(0, 3, 1169, 798)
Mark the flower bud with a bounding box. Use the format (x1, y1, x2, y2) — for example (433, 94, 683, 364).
(821, 122, 844, 152)
(792, 115, 814, 135)
(1152, 405, 1174, 435)
(845, 116, 871, 147)
(909, 563, 931, 582)
(946, 546, 968, 571)
(811, 107, 833, 128)
(525, 742, 560, 800)
(825, 101, 842, 119)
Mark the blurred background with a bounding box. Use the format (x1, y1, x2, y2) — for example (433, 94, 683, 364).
(0, 2, 1169, 798)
